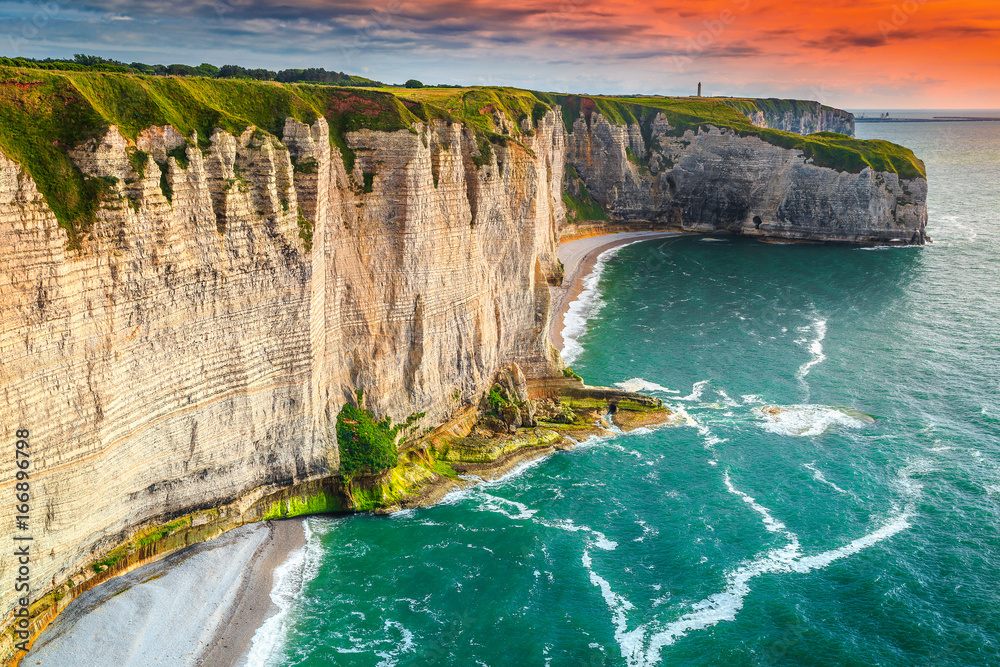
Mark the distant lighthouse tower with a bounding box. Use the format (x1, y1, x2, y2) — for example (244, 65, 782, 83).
(697, 82, 702, 97)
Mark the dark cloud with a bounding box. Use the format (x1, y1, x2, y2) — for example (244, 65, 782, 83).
(548, 25, 655, 42)
(801, 31, 891, 51)
(801, 24, 999, 52)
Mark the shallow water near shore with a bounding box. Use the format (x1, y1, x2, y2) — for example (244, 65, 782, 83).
(254, 121, 1000, 666)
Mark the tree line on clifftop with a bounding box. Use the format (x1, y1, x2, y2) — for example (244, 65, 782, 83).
(0, 53, 390, 87)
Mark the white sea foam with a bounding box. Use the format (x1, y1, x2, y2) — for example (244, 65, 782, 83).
(582, 550, 644, 658)
(639, 510, 912, 665)
(723, 472, 796, 539)
(443, 455, 550, 503)
(477, 492, 537, 520)
(715, 390, 741, 408)
(789, 511, 912, 572)
(561, 244, 636, 364)
(796, 318, 827, 387)
(574, 432, 618, 450)
(593, 534, 619, 551)
(803, 462, 853, 496)
(374, 620, 416, 667)
(614, 378, 681, 394)
(610, 441, 644, 459)
(753, 404, 872, 437)
(244, 518, 327, 667)
(892, 458, 934, 499)
(678, 380, 710, 402)
(437, 486, 476, 506)
(664, 405, 699, 429)
(540, 518, 618, 551)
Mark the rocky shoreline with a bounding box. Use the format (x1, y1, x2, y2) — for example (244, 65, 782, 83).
(19, 374, 678, 666)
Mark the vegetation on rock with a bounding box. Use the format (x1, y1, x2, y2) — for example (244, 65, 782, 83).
(336, 392, 423, 480)
(540, 93, 924, 181)
(562, 164, 609, 222)
(0, 54, 384, 87)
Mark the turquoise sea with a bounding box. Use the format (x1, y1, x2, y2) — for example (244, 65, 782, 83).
(251, 119, 1000, 666)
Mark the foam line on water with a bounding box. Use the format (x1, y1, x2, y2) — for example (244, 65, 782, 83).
(803, 462, 853, 497)
(561, 243, 637, 364)
(677, 380, 710, 402)
(373, 620, 416, 666)
(540, 518, 618, 551)
(476, 492, 537, 520)
(585, 466, 918, 666)
(438, 453, 553, 509)
(476, 488, 621, 552)
(796, 318, 827, 396)
(723, 472, 798, 540)
(715, 390, 741, 408)
(584, 550, 648, 659)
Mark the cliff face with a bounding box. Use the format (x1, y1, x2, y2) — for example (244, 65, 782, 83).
(0, 112, 565, 628)
(565, 113, 927, 244)
(729, 100, 855, 137)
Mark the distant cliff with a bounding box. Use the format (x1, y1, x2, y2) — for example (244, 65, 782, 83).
(558, 97, 925, 244)
(720, 98, 856, 137)
(0, 71, 928, 659)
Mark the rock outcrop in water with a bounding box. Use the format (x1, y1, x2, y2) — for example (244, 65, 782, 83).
(0, 72, 929, 660)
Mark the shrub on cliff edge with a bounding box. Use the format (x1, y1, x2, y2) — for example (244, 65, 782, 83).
(336, 393, 425, 480)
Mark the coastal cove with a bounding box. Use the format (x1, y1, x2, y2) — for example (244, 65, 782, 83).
(24, 108, 1000, 664)
(244, 119, 997, 666)
(20, 229, 684, 667)
(0, 71, 949, 665)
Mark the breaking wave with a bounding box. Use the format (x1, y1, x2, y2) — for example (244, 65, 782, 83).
(753, 404, 873, 437)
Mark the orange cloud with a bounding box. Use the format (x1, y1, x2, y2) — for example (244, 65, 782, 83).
(596, 0, 1000, 106)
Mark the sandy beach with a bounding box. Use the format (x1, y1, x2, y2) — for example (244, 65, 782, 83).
(549, 231, 683, 353)
(26, 519, 305, 667)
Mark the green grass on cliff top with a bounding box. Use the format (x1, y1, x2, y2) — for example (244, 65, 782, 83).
(528, 93, 924, 182)
(0, 68, 924, 245)
(0, 67, 418, 245)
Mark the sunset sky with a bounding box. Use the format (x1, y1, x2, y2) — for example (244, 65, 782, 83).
(2, 0, 998, 108)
